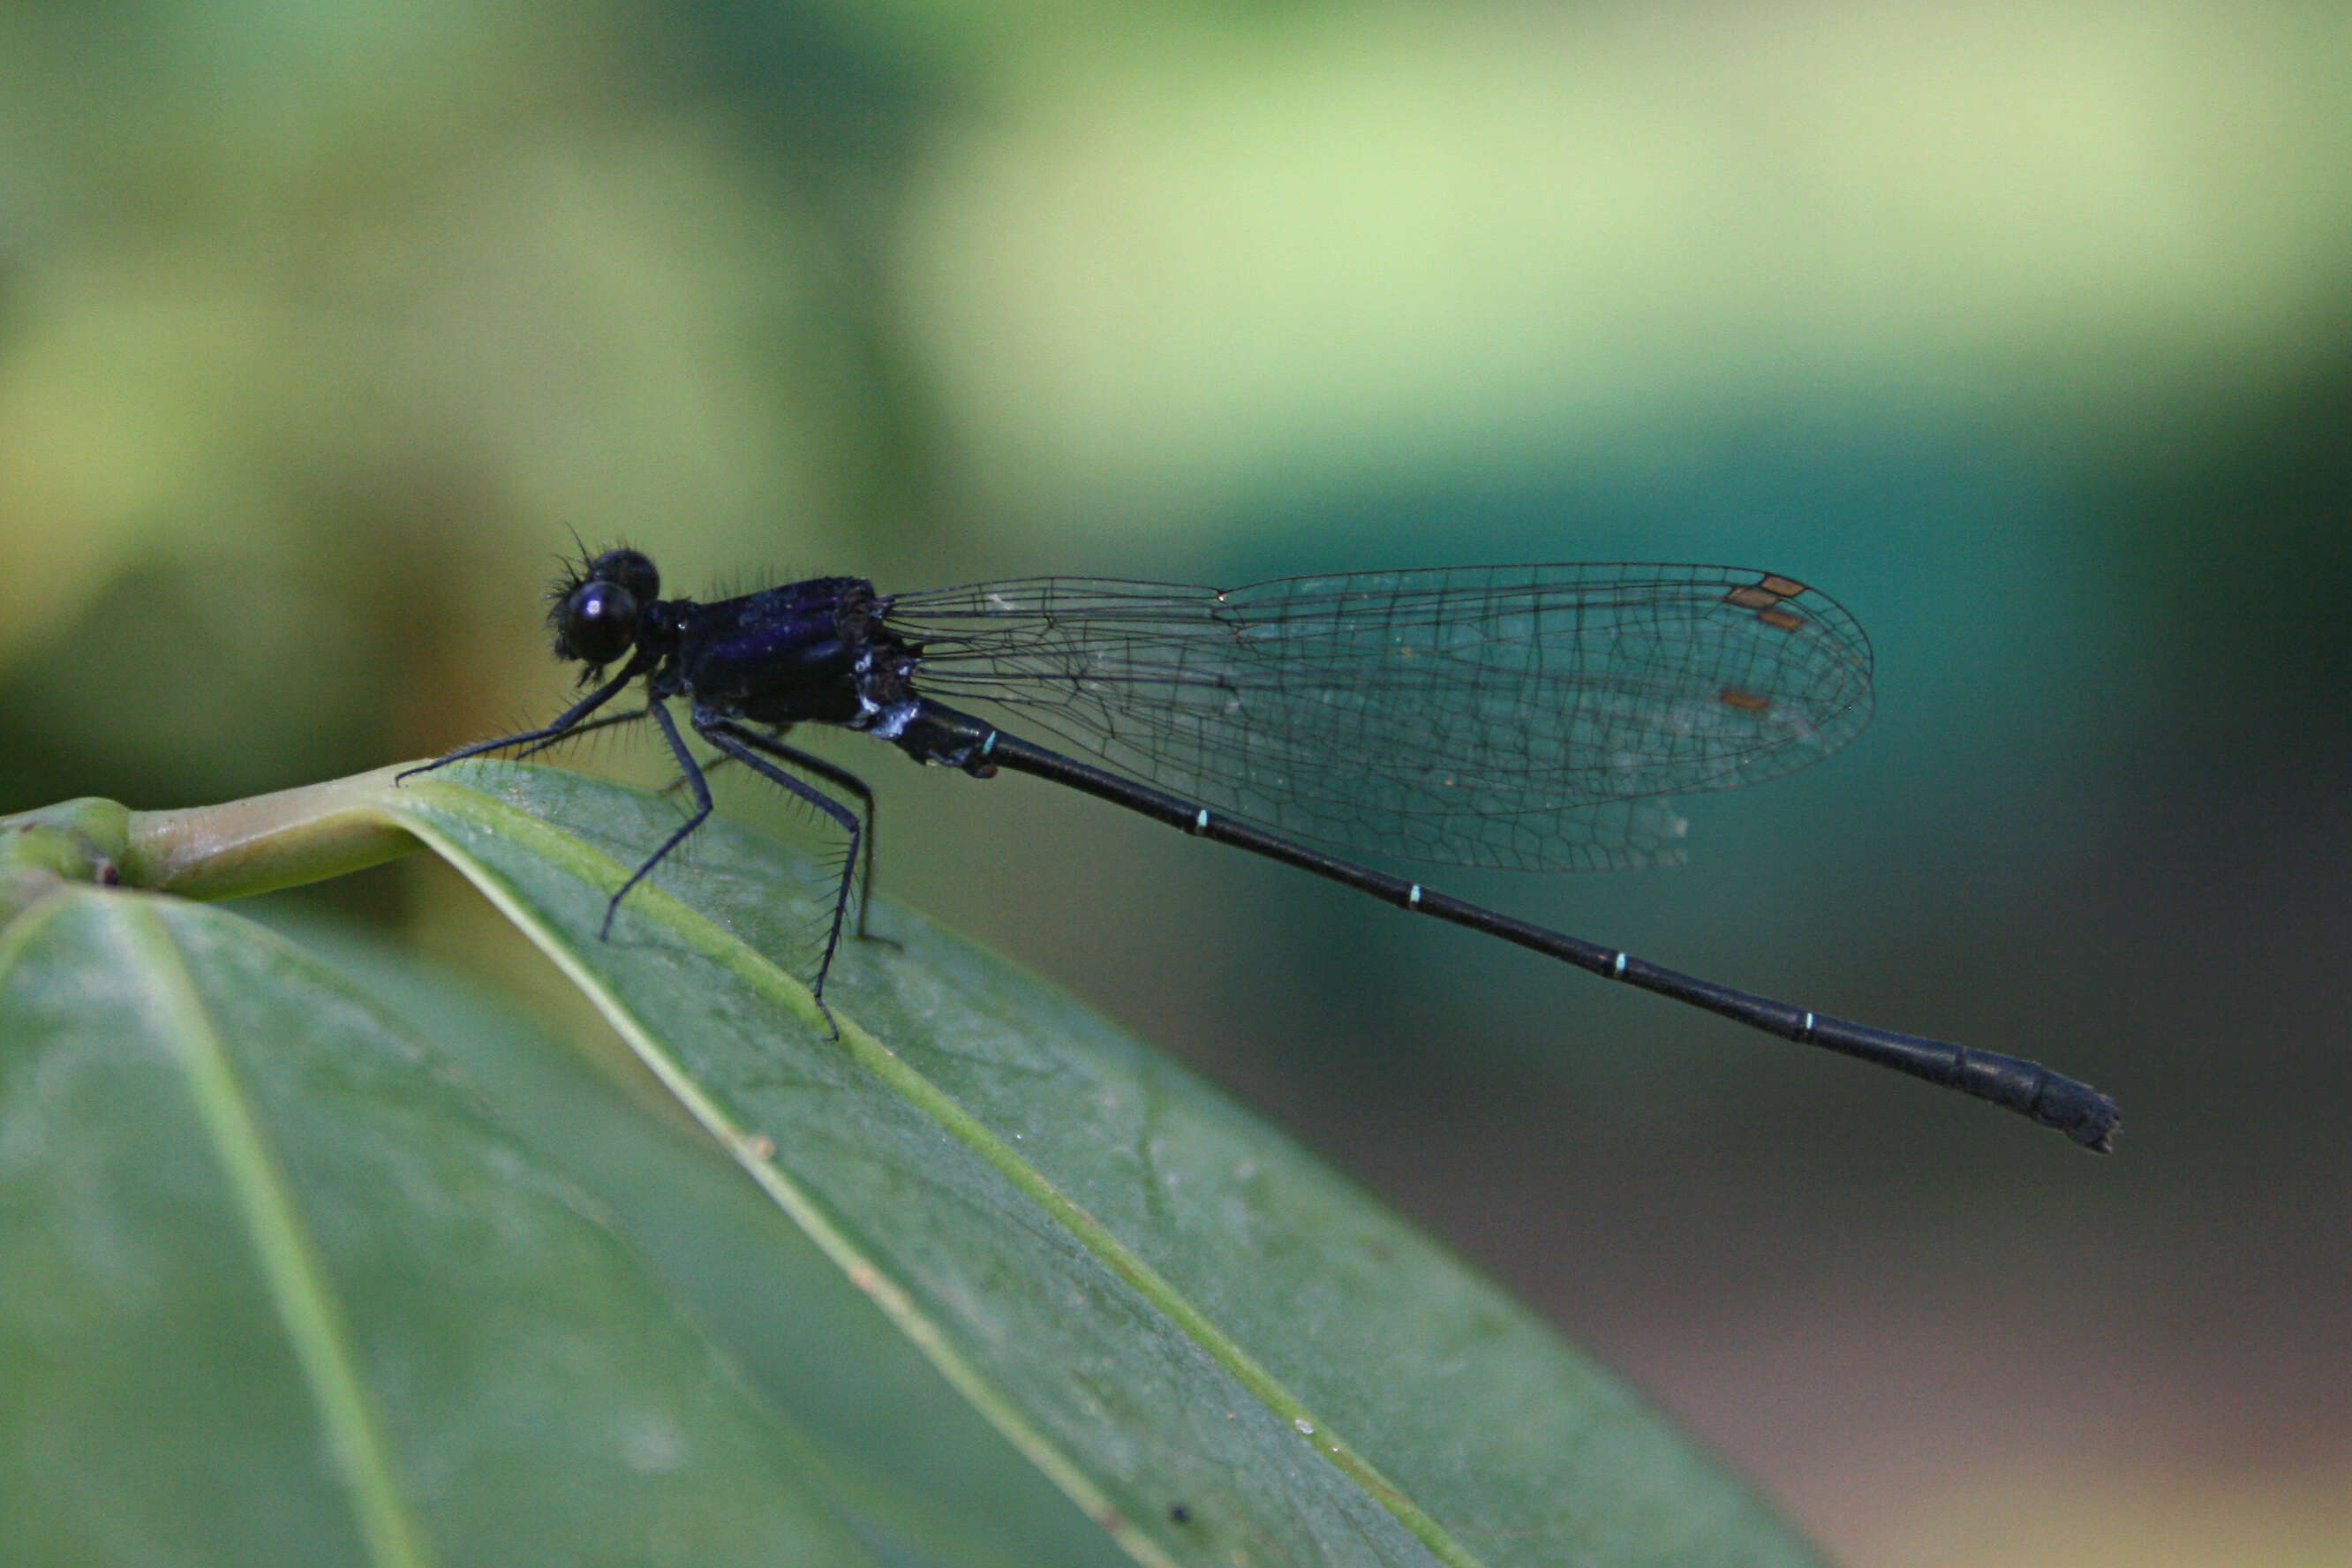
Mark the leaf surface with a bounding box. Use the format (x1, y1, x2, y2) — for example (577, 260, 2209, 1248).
(0, 884, 878, 1568)
(372, 760, 1821, 1568)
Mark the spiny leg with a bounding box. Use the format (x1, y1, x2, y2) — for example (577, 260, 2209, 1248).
(697, 716, 863, 1015)
(514, 707, 730, 795)
(599, 698, 714, 939)
(700, 720, 890, 943)
(514, 705, 648, 760)
(397, 660, 645, 783)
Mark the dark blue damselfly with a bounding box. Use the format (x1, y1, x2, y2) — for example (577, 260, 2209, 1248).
(403, 552, 2118, 1150)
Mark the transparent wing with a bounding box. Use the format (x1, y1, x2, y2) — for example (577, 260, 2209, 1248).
(880, 563, 1873, 871)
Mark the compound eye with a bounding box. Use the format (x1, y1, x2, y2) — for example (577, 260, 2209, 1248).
(558, 579, 640, 666)
(587, 548, 660, 607)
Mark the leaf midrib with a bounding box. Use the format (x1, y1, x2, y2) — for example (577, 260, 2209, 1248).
(114, 898, 437, 1568)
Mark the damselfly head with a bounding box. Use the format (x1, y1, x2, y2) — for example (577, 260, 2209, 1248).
(550, 547, 660, 671)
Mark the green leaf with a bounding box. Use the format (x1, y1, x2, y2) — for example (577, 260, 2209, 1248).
(373, 761, 1821, 1568)
(0, 884, 879, 1568)
(258, 903, 1130, 1568)
(6, 763, 1825, 1566)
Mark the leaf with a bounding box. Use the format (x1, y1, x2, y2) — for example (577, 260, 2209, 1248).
(373, 761, 1822, 1568)
(0, 883, 880, 1568)
(8, 763, 1824, 1566)
(260, 903, 1132, 1568)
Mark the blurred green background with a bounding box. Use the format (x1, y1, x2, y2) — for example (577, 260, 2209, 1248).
(2, 3, 2345, 1564)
